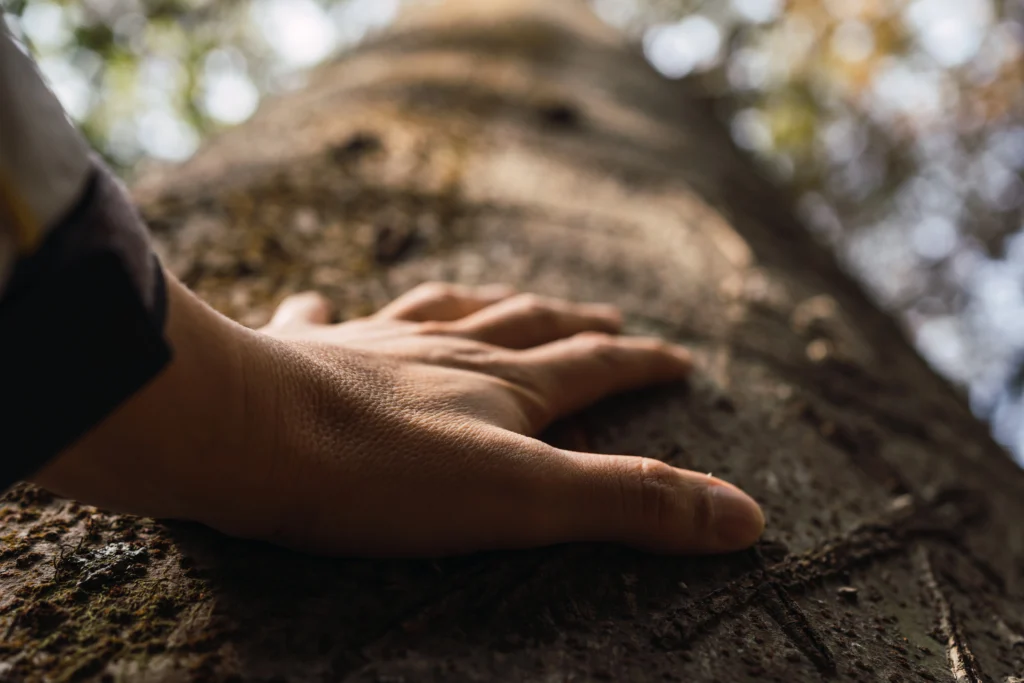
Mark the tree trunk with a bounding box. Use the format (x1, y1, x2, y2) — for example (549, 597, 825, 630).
(3, 2, 1023, 681)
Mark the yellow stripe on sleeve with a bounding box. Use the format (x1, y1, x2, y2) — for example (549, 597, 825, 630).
(0, 168, 42, 255)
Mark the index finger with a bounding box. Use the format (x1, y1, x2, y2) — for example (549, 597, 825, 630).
(514, 332, 693, 431)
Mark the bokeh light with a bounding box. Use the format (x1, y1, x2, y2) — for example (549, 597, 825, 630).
(4, 0, 1023, 460)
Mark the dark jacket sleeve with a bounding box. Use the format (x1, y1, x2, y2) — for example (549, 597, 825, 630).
(0, 20, 171, 491)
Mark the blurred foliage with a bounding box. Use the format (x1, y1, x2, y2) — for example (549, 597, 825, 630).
(614, 0, 1024, 457)
(3, 0, 1024, 457)
(3, 0, 396, 167)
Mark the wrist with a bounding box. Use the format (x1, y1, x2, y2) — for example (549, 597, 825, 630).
(31, 273, 254, 523)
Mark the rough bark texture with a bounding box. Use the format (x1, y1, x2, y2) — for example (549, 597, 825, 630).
(2, 2, 1024, 681)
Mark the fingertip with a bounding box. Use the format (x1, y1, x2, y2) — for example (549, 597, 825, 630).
(706, 482, 764, 551)
(668, 345, 694, 374)
(548, 452, 764, 555)
(618, 336, 693, 377)
(647, 470, 763, 554)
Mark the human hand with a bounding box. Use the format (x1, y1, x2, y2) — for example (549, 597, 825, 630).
(236, 282, 765, 555)
(34, 277, 764, 557)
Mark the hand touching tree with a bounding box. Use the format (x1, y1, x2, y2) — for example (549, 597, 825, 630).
(34, 276, 765, 557)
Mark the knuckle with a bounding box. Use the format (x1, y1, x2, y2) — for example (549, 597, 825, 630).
(573, 331, 618, 355)
(307, 292, 331, 310)
(512, 293, 546, 313)
(505, 382, 552, 433)
(482, 351, 543, 388)
(434, 340, 507, 371)
(465, 356, 551, 430)
(629, 458, 679, 531)
(689, 482, 716, 537)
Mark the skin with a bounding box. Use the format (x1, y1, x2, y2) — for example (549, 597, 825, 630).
(32, 271, 764, 557)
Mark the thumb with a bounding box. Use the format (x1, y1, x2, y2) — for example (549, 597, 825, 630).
(541, 451, 765, 554)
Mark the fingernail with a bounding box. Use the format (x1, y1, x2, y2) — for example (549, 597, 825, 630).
(709, 484, 764, 550)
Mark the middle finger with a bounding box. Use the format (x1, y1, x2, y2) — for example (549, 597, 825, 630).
(433, 294, 622, 349)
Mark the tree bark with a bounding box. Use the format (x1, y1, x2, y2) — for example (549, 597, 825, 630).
(2, 1, 1023, 681)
